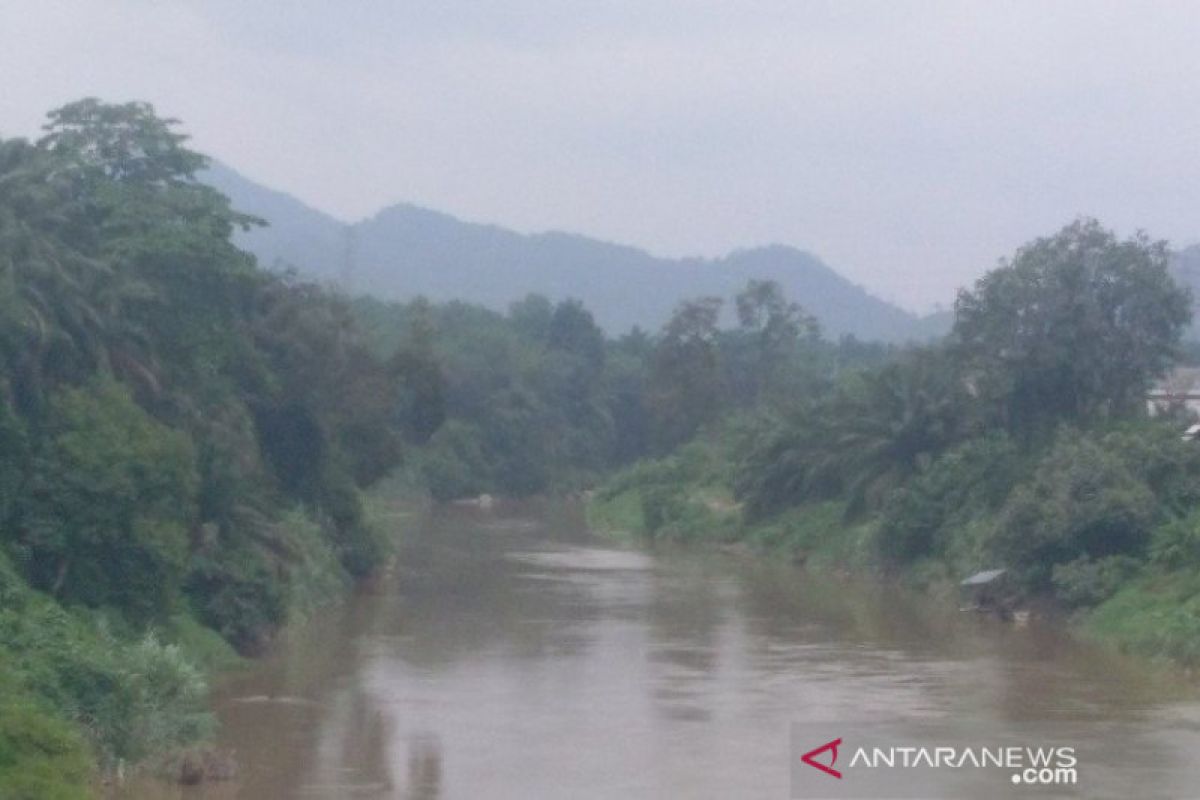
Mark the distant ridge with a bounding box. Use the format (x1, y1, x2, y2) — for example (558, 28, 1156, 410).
(203, 162, 951, 342)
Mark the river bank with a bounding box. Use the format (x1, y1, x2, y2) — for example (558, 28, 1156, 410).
(0, 491, 411, 800)
(583, 437, 1200, 673)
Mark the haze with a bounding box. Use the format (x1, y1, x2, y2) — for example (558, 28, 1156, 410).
(3, 0, 1199, 312)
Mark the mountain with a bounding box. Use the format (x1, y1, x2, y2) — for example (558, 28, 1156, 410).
(203, 163, 951, 342)
(204, 162, 346, 275)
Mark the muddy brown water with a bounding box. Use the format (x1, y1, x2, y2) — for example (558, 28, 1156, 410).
(124, 500, 1200, 799)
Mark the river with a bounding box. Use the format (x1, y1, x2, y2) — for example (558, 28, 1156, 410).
(126, 500, 1200, 799)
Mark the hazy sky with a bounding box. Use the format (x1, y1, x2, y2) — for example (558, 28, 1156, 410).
(3, 1, 1199, 312)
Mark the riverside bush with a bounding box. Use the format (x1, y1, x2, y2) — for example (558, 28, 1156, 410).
(989, 430, 1157, 591)
(0, 663, 91, 800)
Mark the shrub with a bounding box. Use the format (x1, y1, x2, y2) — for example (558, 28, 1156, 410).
(420, 421, 490, 501)
(1051, 555, 1140, 608)
(1149, 510, 1200, 569)
(276, 507, 351, 620)
(0, 591, 212, 767)
(1100, 421, 1200, 514)
(989, 429, 1157, 590)
(1085, 572, 1200, 665)
(878, 433, 1020, 565)
(184, 538, 286, 652)
(13, 382, 197, 623)
(113, 635, 213, 763)
(0, 664, 91, 800)
(320, 472, 387, 578)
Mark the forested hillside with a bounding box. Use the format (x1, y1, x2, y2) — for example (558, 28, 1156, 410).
(6, 98, 1200, 796)
(350, 286, 891, 503)
(0, 99, 893, 794)
(0, 100, 404, 796)
(590, 220, 1200, 666)
(206, 163, 949, 341)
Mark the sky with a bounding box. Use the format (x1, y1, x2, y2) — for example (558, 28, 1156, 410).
(2, 1, 1199, 313)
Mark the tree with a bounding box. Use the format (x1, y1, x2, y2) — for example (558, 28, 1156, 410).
(990, 429, 1158, 590)
(0, 138, 114, 408)
(508, 293, 554, 342)
(731, 279, 819, 406)
(547, 299, 606, 369)
(733, 346, 971, 518)
(390, 297, 446, 445)
(39, 99, 206, 186)
(828, 347, 972, 510)
(953, 219, 1191, 436)
(648, 297, 723, 450)
(13, 382, 197, 623)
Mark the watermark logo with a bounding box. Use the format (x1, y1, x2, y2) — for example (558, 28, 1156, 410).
(791, 724, 1080, 798)
(799, 738, 843, 779)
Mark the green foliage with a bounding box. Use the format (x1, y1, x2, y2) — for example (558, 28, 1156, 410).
(990, 429, 1158, 591)
(0, 663, 91, 800)
(0, 99, 408, 782)
(732, 406, 837, 518)
(1149, 510, 1200, 569)
(0, 397, 28, 523)
(878, 433, 1021, 565)
(389, 297, 446, 445)
(40, 98, 209, 187)
(729, 279, 821, 407)
(953, 218, 1190, 437)
(160, 613, 241, 673)
(828, 347, 974, 512)
(581, 219, 1200, 672)
(734, 346, 972, 518)
(585, 486, 647, 541)
(185, 534, 287, 650)
(1051, 555, 1141, 608)
(420, 420, 491, 501)
(13, 381, 196, 623)
(648, 297, 724, 451)
(275, 507, 351, 618)
(1085, 571, 1200, 665)
(115, 635, 213, 761)
(1098, 421, 1200, 513)
(744, 501, 869, 563)
(591, 439, 739, 542)
(355, 278, 897, 503)
(0, 578, 212, 767)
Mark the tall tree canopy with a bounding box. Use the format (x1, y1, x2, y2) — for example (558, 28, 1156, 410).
(953, 218, 1191, 435)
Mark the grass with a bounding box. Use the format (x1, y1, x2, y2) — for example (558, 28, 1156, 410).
(0, 659, 92, 800)
(742, 501, 876, 567)
(1083, 570, 1200, 666)
(585, 487, 646, 541)
(277, 507, 353, 624)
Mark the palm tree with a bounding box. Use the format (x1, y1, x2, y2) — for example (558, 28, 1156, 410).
(0, 138, 114, 408)
(827, 348, 970, 512)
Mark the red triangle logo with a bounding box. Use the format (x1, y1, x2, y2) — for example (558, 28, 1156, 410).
(801, 737, 843, 779)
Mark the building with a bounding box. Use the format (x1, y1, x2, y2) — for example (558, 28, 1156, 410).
(1147, 367, 1200, 418)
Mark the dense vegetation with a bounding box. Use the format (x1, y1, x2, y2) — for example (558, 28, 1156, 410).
(6, 97, 1200, 794)
(0, 100, 403, 795)
(352, 283, 891, 502)
(589, 220, 1200, 666)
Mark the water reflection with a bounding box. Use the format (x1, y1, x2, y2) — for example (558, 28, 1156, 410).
(126, 500, 1200, 799)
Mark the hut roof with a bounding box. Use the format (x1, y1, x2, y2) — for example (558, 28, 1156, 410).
(961, 568, 1006, 586)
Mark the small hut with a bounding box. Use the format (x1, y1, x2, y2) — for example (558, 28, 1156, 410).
(959, 569, 1011, 615)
